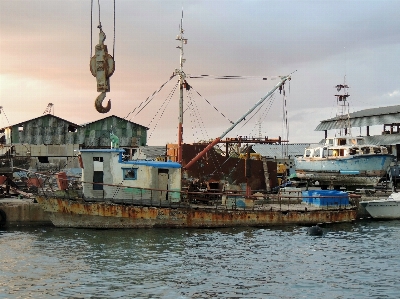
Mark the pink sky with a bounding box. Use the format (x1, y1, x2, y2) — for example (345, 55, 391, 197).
(1, 0, 400, 145)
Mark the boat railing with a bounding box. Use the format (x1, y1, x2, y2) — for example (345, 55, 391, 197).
(34, 175, 357, 211)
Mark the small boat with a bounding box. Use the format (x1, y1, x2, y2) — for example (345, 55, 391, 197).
(360, 192, 400, 219)
(295, 83, 395, 189)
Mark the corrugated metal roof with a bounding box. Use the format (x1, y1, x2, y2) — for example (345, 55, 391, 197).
(252, 143, 319, 159)
(81, 115, 149, 129)
(2, 114, 149, 130)
(3, 114, 80, 129)
(315, 105, 400, 131)
(363, 134, 400, 146)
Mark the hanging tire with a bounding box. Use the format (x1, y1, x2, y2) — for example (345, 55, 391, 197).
(0, 209, 6, 227)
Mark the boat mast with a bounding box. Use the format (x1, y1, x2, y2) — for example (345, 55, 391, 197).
(174, 10, 187, 164)
(184, 75, 292, 170)
(335, 79, 351, 136)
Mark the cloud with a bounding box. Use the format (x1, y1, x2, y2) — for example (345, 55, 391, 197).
(387, 90, 400, 97)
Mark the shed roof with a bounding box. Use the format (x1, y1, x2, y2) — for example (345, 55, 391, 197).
(363, 134, 400, 146)
(3, 114, 80, 129)
(315, 105, 400, 131)
(81, 115, 149, 130)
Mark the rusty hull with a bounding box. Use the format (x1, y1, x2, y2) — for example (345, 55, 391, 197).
(36, 196, 357, 228)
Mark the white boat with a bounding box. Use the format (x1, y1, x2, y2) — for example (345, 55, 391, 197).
(295, 83, 395, 188)
(361, 192, 400, 219)
(295, 135, 394, 187)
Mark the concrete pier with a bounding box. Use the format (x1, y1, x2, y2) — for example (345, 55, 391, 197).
(0, 198, 52, 227)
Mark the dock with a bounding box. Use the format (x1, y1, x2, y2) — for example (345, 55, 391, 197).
(0, 197, 51, 227)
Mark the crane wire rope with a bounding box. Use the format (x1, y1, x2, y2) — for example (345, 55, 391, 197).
(90, 0, 116, 58)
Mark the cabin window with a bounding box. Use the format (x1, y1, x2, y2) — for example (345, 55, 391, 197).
(93, 157, 104, 171)
(314, 148, 321, 157)
(305, 149, 311, 157)
(373, 147, 381, 154)
(322, 148, 328, 158)
(362, 147, 370, 154)
(122, 168, 137, 180)
(350, 139, 357, 145)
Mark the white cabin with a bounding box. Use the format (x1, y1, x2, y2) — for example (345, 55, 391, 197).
(79, 149, 182, 202)
(303, 137, 388, 158)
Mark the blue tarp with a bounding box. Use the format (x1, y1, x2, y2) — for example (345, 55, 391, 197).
(302, 190, 349, 206)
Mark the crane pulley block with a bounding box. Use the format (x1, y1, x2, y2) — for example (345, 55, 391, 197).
(90, 30, 115, 113)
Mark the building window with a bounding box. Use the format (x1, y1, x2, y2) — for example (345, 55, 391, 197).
(123, 168, 137, 180)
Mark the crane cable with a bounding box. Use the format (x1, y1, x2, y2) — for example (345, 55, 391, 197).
(91, 0, 116, 58)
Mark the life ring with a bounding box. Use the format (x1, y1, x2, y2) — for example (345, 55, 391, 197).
(0, 209, 6, 227)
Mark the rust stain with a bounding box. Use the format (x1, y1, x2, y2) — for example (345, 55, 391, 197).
(36, 196, 357, 228)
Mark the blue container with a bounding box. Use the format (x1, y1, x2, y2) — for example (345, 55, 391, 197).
(302, 190, 349, 207)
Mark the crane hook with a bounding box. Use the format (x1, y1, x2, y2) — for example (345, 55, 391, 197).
(95, 92, 111, 113)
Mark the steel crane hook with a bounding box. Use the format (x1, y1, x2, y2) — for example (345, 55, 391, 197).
(95, 92, 111, 113)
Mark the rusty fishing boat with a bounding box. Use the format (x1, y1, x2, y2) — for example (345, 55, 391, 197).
(35, 15, 357, 228)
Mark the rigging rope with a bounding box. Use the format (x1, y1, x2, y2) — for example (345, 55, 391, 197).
(125, 75, 176, 121)
(188, 74, 281, 80)
(189, 85, 234, 125)
(0, 108, 11, 127)
(185, 88, 210, 142)
(239, 93, 275, 136)
(281, 85, 289, 156)
(147, 83, 178, 142)
(238, 94, 275, 131)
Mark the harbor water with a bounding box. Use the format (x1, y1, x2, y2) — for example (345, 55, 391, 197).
(1, 221, 400, 299)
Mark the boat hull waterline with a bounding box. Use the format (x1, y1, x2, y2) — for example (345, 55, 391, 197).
(36, 196, 357, 228)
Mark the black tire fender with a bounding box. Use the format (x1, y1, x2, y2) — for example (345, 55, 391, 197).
(0, 209, 6, 227)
